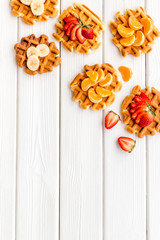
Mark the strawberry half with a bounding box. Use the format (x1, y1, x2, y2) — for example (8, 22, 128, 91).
(70, 25, 80, 41)
(105, 111, 120, 129)
(137, 111, 154, 127)
(63, 20, 78, 31)
(76, 27, 87, 43)
(118, 137, 136, 153)
(64, 16, 78, 23)
(82, 27, 94, 39)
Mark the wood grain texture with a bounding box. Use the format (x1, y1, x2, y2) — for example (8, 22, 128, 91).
(103, 1, 146, 239)
(0, 1, 17, 240)
(16, 8, 60, 240)
(145, 1, 160, 239)
(60, 1, 103, 239)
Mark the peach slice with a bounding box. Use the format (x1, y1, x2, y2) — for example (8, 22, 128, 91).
(97, 68, 105, 82)
(120, 35, 135, 47)
(140, 17, 153, 35)
(118, 66, 133, 82)
(117, 24, 134, 38)
(96, 86, 112, 97)
(81, 78, 91, 91)
(99, 73, 112, 87)
(128, 16, 142, 30)
(133, 31, 145, 46)
(86, 70, 98, 83)
(88, 88, 102, 103)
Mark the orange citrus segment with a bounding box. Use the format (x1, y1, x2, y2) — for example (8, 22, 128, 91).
(81, 78, 91, 91)
(140, 17, 153, 35)
(96, 86, 112, 97)
(128, 16, 142, 30)
(117, 24, 134, 38)
(88, 88, 102, 103)
(118, 66, 133, 82)
(99, 73, 112, 87)
(133, 31, 145, 46)
(97, 68, 105, 82)
(86, 70, 98, 83)
(120, 35, 135, 46)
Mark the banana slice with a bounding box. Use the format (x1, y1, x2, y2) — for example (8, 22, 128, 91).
(27, 46, 39, 58)
(36, 44, 50, 57)
(20, 0, 32, 6)
(31, 0, 44, 16)
(27, 55, 39, 71)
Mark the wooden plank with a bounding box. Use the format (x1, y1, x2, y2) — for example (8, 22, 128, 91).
(145, 1, 160, 239)
(16, 7, 60, 240)
(103, 1, 146, 239)
(60, 1, 103, 239)
(0, 2, 17, 240)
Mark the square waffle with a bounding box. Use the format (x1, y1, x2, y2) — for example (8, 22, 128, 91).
(110, 7, 160, 57)
(70, 63, 122, 111)
(53, 3, 105, 54)
(10, 0, 58, 25)
(14, 34, 61, 75)
(122, 85, 160, 138)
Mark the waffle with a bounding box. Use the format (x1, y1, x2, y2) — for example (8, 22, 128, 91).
(10, 0, 58, 25)
(70, 63, 122, 111)
(122, 85, 160, 138)
(110, 7, 160, 57)
(14, 34, 61, 75)
(53, 3, 105, 54)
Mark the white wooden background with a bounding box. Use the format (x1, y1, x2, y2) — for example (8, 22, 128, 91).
(1, 0, 160, 239)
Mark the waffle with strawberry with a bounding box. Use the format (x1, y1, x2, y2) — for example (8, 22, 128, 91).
(70, 63, 122, 111)
(122, 85, 160, 138)
(53, 3, 105, 54)
(10, 0, 58, 25)
(110, 7, 160, 57)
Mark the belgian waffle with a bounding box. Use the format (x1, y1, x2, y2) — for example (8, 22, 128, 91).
(110, 7, 160, 57)
(122, 85, 160, 138)
(53, 3, 105, 54)
(70, 63, 122, 111)
(10, 0, 58, 25)
(14, 34, 61, 75)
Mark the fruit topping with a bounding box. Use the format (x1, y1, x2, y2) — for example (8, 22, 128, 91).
(120, 34, 135, 47)
(64, 16, 78, 23)
(76, 27, 87, 44)
(20, 0, 32, 6)
(82, 27, 94, 39)
(97, 68, 105, 82)
(133, 31, 145, 46)
(27, 55, 39, 71)
(27, 46, 39, 58)
(86, 70, 98, 83)
(88, 88, 102, 103)
(31, 0, 44, 16)
(118, 66, 133, 82)
(96, 86, 112, 97)
(99, 73, 112, 87)
(140, 17, 153, 35)
(128, 16, 142, 30)
(118, 137, 136, 153)
(63, 20, 78, 31)
(117, 24, 134, 38)
(81, 78, 91, 91)
(70, 25, 80, 41)
(139, 92, 151, 104)
(36, 44, 49, 57)
(105, 111, 120, 129)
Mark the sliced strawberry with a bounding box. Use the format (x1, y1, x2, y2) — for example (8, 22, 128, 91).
(76, 27, 87, 43)
(64, 16, 78, 23)
(140, 92, 151, 104)
(130, 105, 148, 114)
(70, 25, 80, 41)
(131, 107, 147, 120)
(135, 111, 145, 124)
(138, 111, 154, 127)
(105, 111, 120, 129)
(63, 20, 78, 31)
(134, 96, 146, 103)
(82, 27, 94, 39)
(118, 137, 136, 153)
(130, 101, 147, 108)
(66, 23, 76, 37)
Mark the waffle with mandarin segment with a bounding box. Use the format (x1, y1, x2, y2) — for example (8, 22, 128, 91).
(10, 0, 58, 25)
(70, 63, 122, 111)
(14, 34, 61, 75)
(53, 3, 105, 54)
(122, 85, 160, 138)
(110, 7, 160, 57)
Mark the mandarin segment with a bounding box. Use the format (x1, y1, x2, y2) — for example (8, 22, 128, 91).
(88, 88, 102, 103)
(97, 68, 105, 82)
(86, 70, 98, 83)
(96, 86, 112, 97)
(133, 31, 145, 46)
(128, 16, 142, 30)
(120, 35, 135, 46)
(81, 78, 91, 91)
(99, 73, 112, 87)
(117, 24, 134, 38)
(118, 66, 133, 82)
(141, 17, 153, 35)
